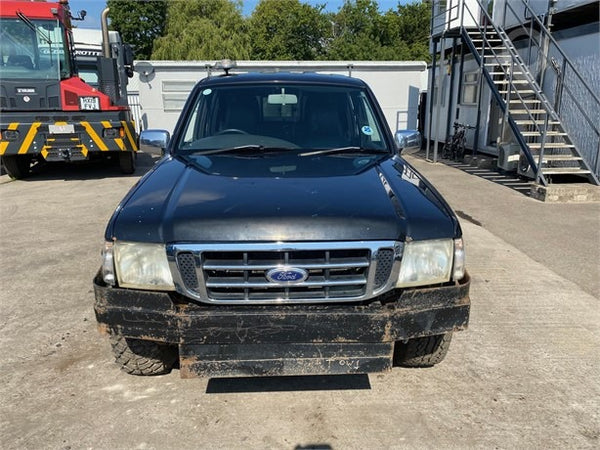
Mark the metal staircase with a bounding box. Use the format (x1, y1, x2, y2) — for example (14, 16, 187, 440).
(439, 0, 600, 186)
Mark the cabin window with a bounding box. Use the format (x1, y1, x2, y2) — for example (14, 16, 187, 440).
(461, 72, 479, 105)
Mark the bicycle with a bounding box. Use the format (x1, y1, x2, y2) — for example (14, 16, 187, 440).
(442, 122, 475, 161)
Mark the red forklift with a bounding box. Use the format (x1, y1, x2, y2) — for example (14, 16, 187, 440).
(0, 0, 138, 179)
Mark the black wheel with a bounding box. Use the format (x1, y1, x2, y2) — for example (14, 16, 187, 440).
(393, 333, 453, 368)
(2, 155, 32, 179)
(441, 142, 452, 159)
(109, 334, 177, 376)
(119, 151, 136, 174)
(455, 138, 466, 161)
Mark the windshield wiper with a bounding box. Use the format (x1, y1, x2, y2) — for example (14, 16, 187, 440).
(187, 145, 292, 156)
(299, 146, 388, 157)
(17, 11, 52, 45)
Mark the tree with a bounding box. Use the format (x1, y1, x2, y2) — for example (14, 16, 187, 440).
(327, 0, 389, 60)
(326, 0, 431, 61)
(151, 0, 251, 60)
(249, 0, 329, 60)
(107, 0, 167, 60)
(384, 2, 431, 61)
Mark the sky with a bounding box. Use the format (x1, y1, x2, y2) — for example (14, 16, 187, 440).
(69, 0, 413, 29)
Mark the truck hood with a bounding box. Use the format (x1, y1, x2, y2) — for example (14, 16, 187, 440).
(108, 155, 459, 243)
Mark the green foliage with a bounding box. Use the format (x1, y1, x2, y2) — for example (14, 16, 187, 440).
(327, 0, 387, 60)
(112, 0, 432, 62)
(387, 2, 432, 61)
(106, 0, 167, 60)
(326, 0, 431, 61)
(249, 0, 330, 60)
(151, 0, 250, 60)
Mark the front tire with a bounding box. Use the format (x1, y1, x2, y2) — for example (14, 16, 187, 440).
(2, 155, 32, 179)
(119, 151, 136, 174)
(110, 334, 177, 376)
(393, 333, 453, 368)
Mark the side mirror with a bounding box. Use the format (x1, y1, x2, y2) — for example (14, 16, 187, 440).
(395, 130, 422, 154)
(140, 129, 170, 156)
(123, 44, 134, 78)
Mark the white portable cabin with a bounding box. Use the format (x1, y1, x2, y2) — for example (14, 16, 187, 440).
(424, 0, 600, 182)
(132, 60, 429, 135)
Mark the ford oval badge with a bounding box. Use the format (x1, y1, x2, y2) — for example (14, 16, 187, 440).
(266, 267, 308, 284)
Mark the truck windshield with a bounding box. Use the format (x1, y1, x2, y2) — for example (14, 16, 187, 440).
(176, 83, 390, 155)
(0, 18, 70, 81)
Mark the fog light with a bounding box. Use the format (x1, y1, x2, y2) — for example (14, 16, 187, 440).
(103, 127, 123, 139)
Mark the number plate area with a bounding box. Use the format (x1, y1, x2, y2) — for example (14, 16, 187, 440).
(79, 96, 100, 110)
(48, 124, 75, 134)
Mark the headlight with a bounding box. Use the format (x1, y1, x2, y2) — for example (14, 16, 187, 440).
(397, 239, 454, 287)
(104, 241, 175, 290)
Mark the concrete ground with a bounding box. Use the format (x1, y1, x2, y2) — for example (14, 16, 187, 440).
(0, 154, 598, 449)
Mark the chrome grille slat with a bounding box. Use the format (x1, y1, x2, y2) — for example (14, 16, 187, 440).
(169, 241, 401, 305)
(203, 258, 370, 271)
(206, 275, 367, 288)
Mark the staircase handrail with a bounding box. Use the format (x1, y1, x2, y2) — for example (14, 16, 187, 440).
(458, 5, 545, 184)
(503, 0, 600, 174)
(503, 0, 600, 108)
(460, 2, 549, 136)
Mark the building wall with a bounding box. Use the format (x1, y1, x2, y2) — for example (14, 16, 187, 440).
(432, 0, 482, 36)
(493, 0, 596, 29)
(132, 60, 428, 135)
(425, 51, 493, 153)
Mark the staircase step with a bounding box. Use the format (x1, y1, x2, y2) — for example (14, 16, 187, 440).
(468, 31, 498, 35)
(510, 109, 548, 113)
(500, 90, 537, 94)
(529, 143, 575, 148)
(471, 40, 504, 45)
(510, 99, 541, 103)
(541, 155, 582, 161)
(521, 131, 568, 136)
(494, 80, 531, 84)
(515, 120, 561, 125)
(541, 168, 591, 175)
(490, 71, 524, 75)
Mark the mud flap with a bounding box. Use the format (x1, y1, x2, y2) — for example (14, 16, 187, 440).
(179, 342, 394, 378)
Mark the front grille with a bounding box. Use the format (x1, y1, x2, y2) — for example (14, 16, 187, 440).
(374, 249, 394, 289)
(170, 241, 400, 305)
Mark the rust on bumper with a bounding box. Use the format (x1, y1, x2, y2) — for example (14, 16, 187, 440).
(93, 273, 470, 378)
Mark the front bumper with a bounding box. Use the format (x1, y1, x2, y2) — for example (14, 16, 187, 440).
(0, 111, 138, 160)
(93, 273, 470, 378)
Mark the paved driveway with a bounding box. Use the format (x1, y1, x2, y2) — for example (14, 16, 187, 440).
(1, 155, 598, 449)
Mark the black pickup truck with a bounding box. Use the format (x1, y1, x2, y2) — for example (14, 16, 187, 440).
(93, 72, 470, 378)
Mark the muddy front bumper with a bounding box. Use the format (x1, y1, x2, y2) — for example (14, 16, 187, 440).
(93, 274, 470, 378)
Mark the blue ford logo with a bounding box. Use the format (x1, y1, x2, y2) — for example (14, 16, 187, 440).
(266, 267, 308, 284)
